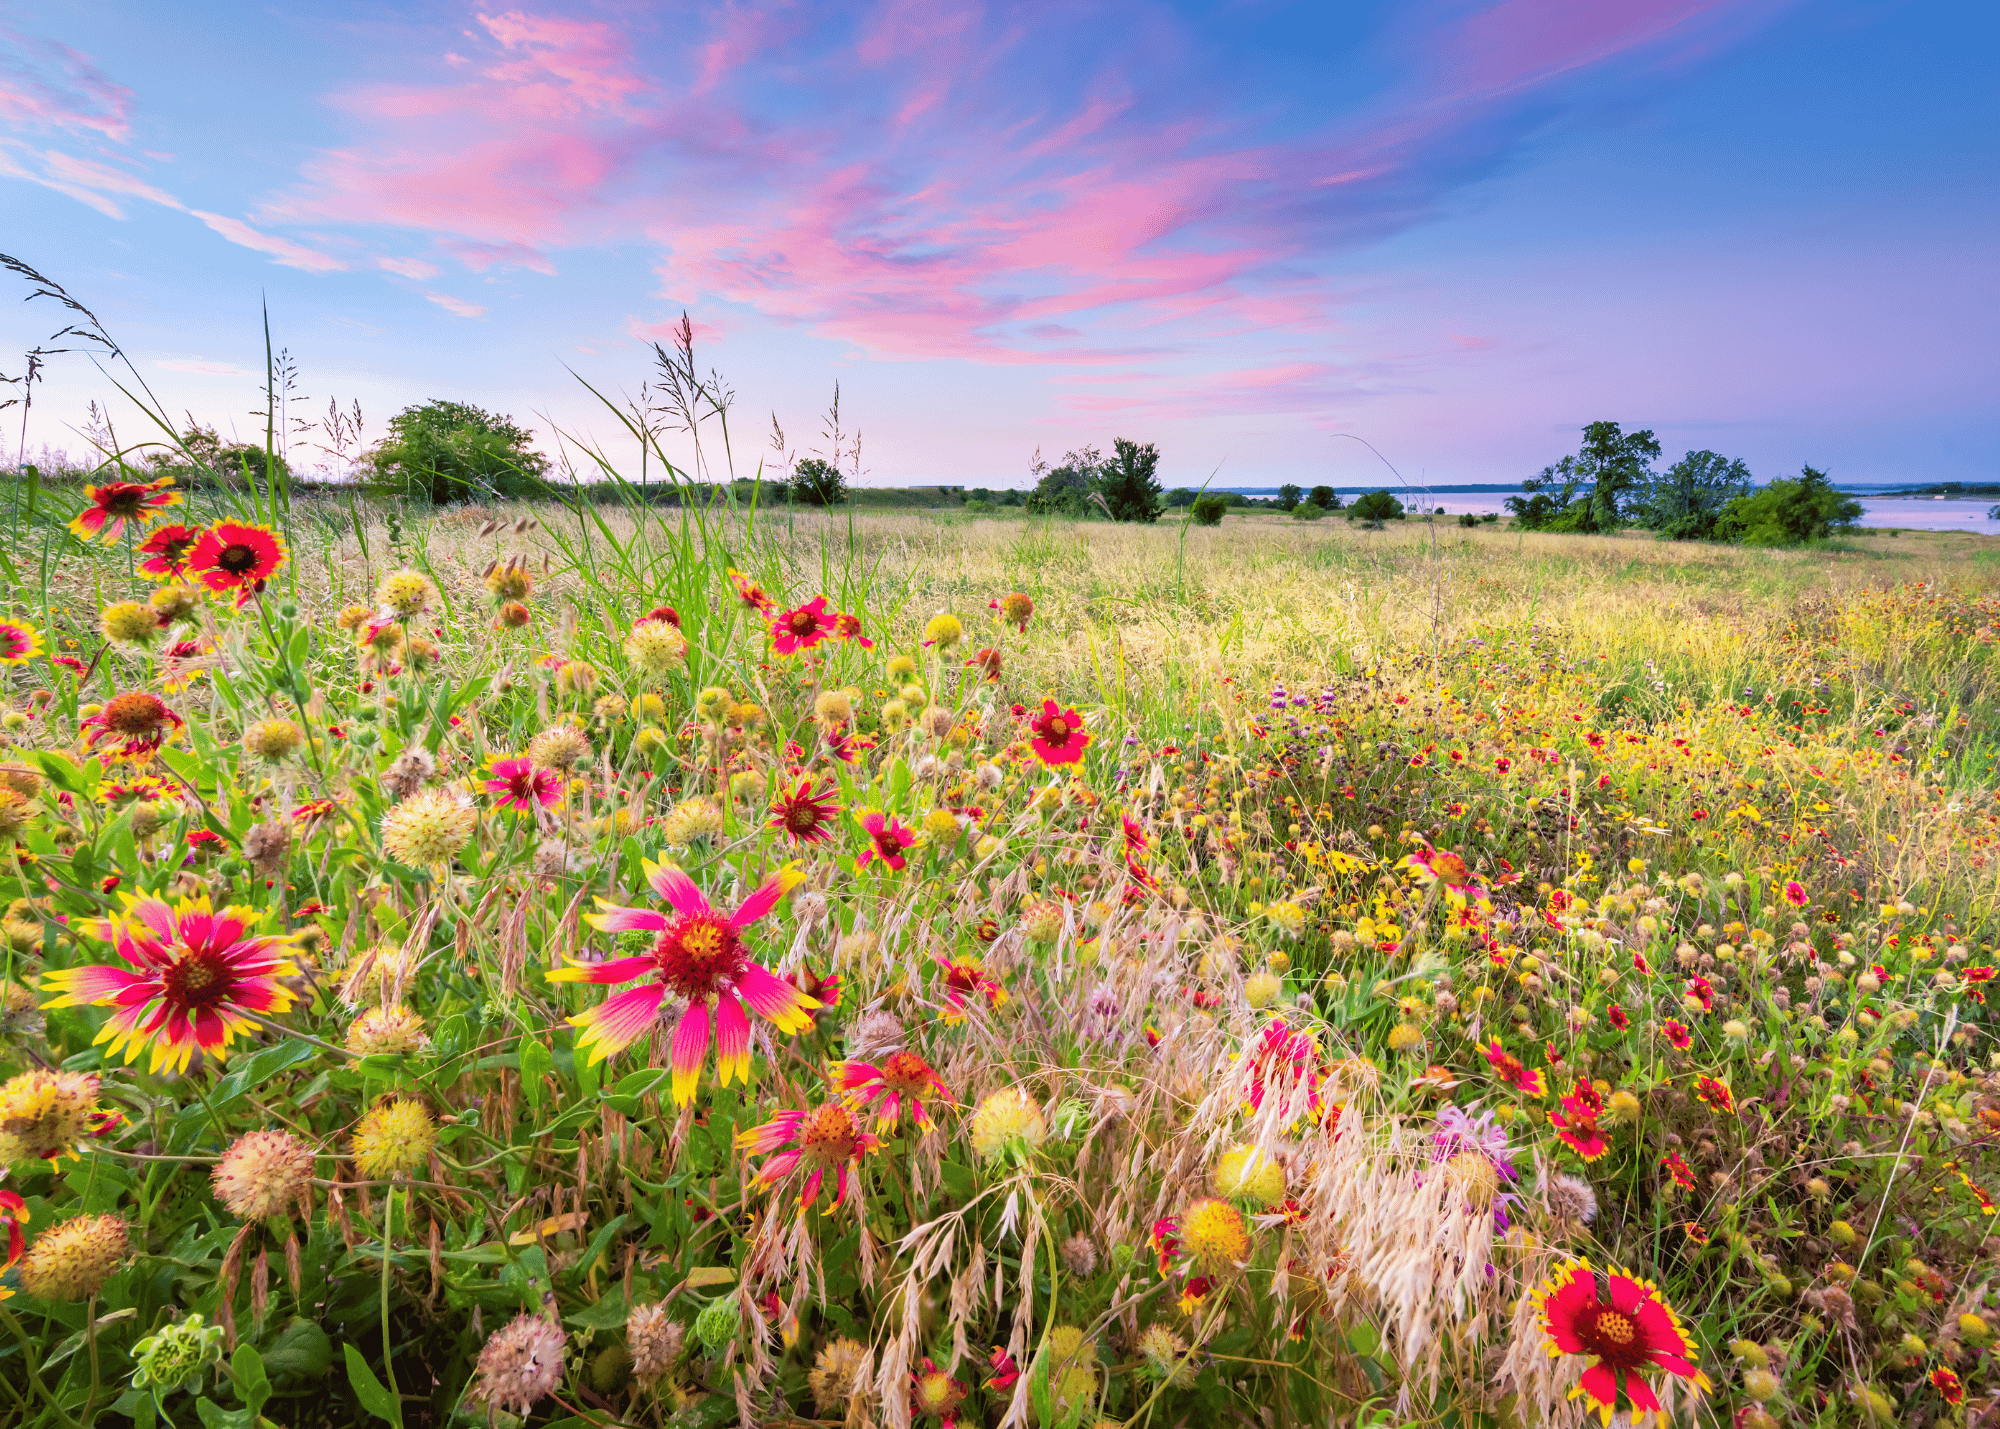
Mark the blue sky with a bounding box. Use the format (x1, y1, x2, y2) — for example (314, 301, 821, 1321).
(2, 0, 1993, 488)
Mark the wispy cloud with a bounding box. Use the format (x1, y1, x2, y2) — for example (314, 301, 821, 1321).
(191, 212, 348, 273)
(423, 289, 487, 318)
(0, 20, 134, 139)
(376, 255, 440, 280)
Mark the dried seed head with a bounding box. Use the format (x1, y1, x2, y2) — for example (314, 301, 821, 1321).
(809, 1336, 868, 1412)
(471, 1313, 567, 1414)
(20, 1213, 129, 1299)
(244, 718, 304, 761)
(1137, 1324, 1195, 1385)
(968, 1086, 1046, 1162)
(346, 1004, 427, 1056)
(1060, 1232, 1099, 1278)
(527, 723, 590, 771)
(380, 787, 475, 867)
(0, 1068, 103, 1165)
(382, 746, 436, 799)
(846, 1010, 905, 1060)
(244, 818, 291, 874)
(626, 1301, 684, 1386)
(1545, 1172, 1598, 1225)
(376, 570, 438, 617)
(213, 1130, 314, 1221)
(1212, 1145, 1286, 1206)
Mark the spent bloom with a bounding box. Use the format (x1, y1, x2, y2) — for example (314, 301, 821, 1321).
(990, 591, 1034, 631)
(1178, 1198, 1251, 1274)
(212, 1129, 314, 1220)
(20, 1214, 129, 1299)
(810, 1338, 868, 1413)
(41, 895, 301, 1074)
(968, 1086, 1047, 1162)
(738, 1100, 881, 1210)
(376, 569, 437, 617)
(380, 788, 477, 868)
(471, 1313, 567, 1416)
(627, 1302, 684, 1386)
(0, 1069, 116, 1166)
(1212, 1144, 1286, 1205)
(624, 618, 688, 676)
(559, 861, 818, 1100)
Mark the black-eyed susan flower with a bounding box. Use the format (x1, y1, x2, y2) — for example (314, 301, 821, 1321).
(1534, 1257, 1708, 1426)
(558, 860, 817, 1099)
(41, 894, 301, 1074)
(67, 474, 180, 543)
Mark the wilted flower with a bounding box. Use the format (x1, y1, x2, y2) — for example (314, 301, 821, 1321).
(471, 1313, 567, 1415)
(0, 1069, 113, 1166)
(626, 1301, 683, 1386)
(346, 1004, 427, 1056)
(212, 1129, 314, 1220)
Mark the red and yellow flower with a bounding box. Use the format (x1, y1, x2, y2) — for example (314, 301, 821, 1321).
(80, 692, 185, 762)
(0, 619, 43, 666)
(836, 1051, 955, 1130)
(555, 861, 817, 1101)
(483, 756, 563, 812)
(1534, 1256, 1709, 1426)
(727, 567, 775, 615)
(767, 776, 840, 846)
(738, 1100, 880, 1210)
(1398, 845, 1488, 904)
(770, 596, 838, 655)
(1692, 1075, 1734, 1115)
(67, 474, 181, 543)
(187, 521, 288, 603)
(857, 810, 917, 871)
(1483, 1038, 1546, 1097)
(1027, 699, 1090, 767)
(137, 523, 202, 580)
(935, 954, 1006, 1022)
(40, 895, 302, 1074)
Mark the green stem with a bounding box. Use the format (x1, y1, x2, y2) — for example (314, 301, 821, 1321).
(82, 1295, 101, 1429)
(381, 1185, 402, 1423)
(0, 1307, 82, 1428)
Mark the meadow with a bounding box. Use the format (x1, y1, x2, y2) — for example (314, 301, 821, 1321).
(1, 473, 1998, 1429)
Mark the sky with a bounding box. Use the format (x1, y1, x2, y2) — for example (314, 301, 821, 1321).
(1, 0, 1994, 490)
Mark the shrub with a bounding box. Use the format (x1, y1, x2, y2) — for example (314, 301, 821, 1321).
(1636, 449, 1754, 540)
(1276, 483, 1302, 511)
(364, 400, 549, 505)
(1713, 465, 1861, 546)
(1290, 502, 1326, 521)
(791, 456, 847, 508)
(1189, 494, 1229, 525)
(1458, 512, 1478, 527)
(1307, 484, 1339, 510)
(1349, 490, 1405, 522)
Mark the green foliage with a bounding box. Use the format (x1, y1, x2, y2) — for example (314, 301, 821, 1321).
(1308, 484, 1338, 510)
(1276, 483, 1302, 511)
(1348, 490, 1405, 522)
(1189, 493, 1229, 525)
(363, 399, 550, 506)
(1507, 422, 1661, 533)
(790, 456, 848, 507)
(1290, 502, 1326, 521)
(1026, 445, 1101, 516)
(1095, 437, 1164, 523)
(1714, 464, 1862, 545)
(1636, 449, 1754, 540)
(1164, 487, 1198, 508)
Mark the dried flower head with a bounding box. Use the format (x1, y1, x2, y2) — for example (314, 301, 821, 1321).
(349, 1098, 436, 1179)
(528, 723, 591, 771)
(1546, 1172, 1599, 1225)
(1137, 1323, 1196, 1385)
(659, 797, 724, 848)
(100, 600, 161, 646)
(244, 818, 291, 874)
(382, 746, 436, 800)
(212, 1129, 314, 1220)
(346, 1004, 427, 1056)
(380, 788, 475, 868)
(0, 1069, 107, 1165)
(376, 570, 438, 617)
(627, 1301, 684, 1386)
(810, 1336, 869, 1412)
(20, 1213, 129, 1299)
(1178, 1198, 1251, 1273)
(244, 718, 304, 761)
(471, 1313, 567, 1414)
(1061, 1231, 1099, 1278)
(968, 1086, 1047, 1161)
(624, 620, 688, 677)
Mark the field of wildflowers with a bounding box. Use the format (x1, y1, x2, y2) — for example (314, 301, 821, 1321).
(0, 470, 1997, 1429)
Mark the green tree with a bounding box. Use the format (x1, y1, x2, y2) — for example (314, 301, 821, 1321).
(1308, 484, 1337, 510)
(1189, 494, 1229, 525)
(1276, 483, 1302, 511)
(365, 400, 550, 505)
(1506, 423, 1660, 533)
(791, 456, 847, 507)
(1349, 490, 1405, 521)
(1713, 465, 1861, 546)
(1093, 438, 1163, 522)
(1636, 449, 1753, 540)
(1026, 445, 1101, 515)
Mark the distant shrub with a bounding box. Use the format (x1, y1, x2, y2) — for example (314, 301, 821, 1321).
(1713, 465, 1861, 546)
(364, 400, 549, 505)
(1349, 490, 1405, 522)
(1457, 512, 1478, 527)
(1290, 502, 1326, 521)
(791, 456, 848, 508)
(963, 499, 994, 513)
(1189, 494, 1229, 526)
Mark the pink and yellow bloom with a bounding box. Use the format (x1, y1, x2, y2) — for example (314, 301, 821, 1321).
(1027, 699, 1090, 767)
(40, 895, 302, 1074)
(1483, 1039, 1546, 1097)
(67, 475, 181, 543)
(0, 619, 43, 666)
(771, 596, 838, 655)
(857, 811, 917, 871)
(556, 861, 817, 1101)
(738, 1101, 880, 1210)
(836, 1051, 955, 1129)
(1397, 845, 1488, 904)
(767, 776, 840, 846)
(137, 523, 201, 580)
(80, 692, 185, 762)
(484, 756, 564, 812)
(935, 955, 1006, 1022)
(1534, 1257, 1708, 1426)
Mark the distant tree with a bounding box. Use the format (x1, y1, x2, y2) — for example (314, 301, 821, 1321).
(1636, 450, 1753, 540)
(1989, 503, 2000, 521)
(365, 400, 549, 505)
(1507, 422, 1660, 533)
(1308, 484, 1337, 510)
(1714, 465, 1861, 546)
(155, 424, 290, 489)
(999, 488, 1025, 507)
(1095, 437, 1164, 523)
(1190, 494, 1229, 526)
(1164, 487, 1198, 508)
(791, 456, 848, 507)
(1025, 445, 1100, 515)
(970, 487, 993, 503)
(1276, 483, 1302, 511)
(1349, 490, 1405, 521)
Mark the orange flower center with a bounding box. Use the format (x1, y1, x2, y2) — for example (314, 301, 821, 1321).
(652, 914, 745, 999)
(1045, 717, 1069, 739)
(800, 1104, 863, 1163)
(879, 1051, 933, 1094)
(1592, 1308, 1636, 1346)
(103, 693, 170, 735)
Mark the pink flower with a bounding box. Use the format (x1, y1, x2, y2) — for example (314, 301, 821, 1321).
(857, 811, 916, 872)
(1027, 699, 1090, 767)
(770, 596, 838, 655)
(836, 1052, 955, 1130)
(484, 756, 563, 812)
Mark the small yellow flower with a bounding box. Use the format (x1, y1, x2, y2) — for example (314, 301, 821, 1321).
(350, 1098, 436, 1179)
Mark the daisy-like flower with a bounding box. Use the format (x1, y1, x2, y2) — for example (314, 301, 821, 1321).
(1660, 1150, 1696, 1190)
(836, 1051, 955, 1129)
(1535, 1257, 1708, 1426)
(1551, 1100, 1611, 1163)
(1243, 1018, 1327, 1118)
(0, 1190, 26, 1269)
(0, 619, 44, 665)
(80, 692, 185, 762)
(555, 861, 818, 1100)
(767, 775, 840, 845)
(483, 756, 563, 812)
(1397, 845, 1488, 904)
(1682, 1221, 1708, 1246)
(40, 895, 301, 1074)
(1483, 1038, 1547, 1097)
(737, 1101, 881, 1210)
(187, 521, 288, 603)
(910, 1358, 967, 1426)
(67, 474, 180, 543)
(727, 567, 776, 615)
(771, 595, 838, 655)
(1661, 1019, 1693, 1051)
(1933, 1366, 1964, 1406)
(1692, 1075, 1734, 1115)
(1782, 879, 1808, 908)
(1027, 699, 1090, 767)
(136, 523, 201, 580)
(831, 611, 873, 648)
(935, 954, 1006, 1022)
(856, 810, 916, 871)
(966, 647, 1002, 682)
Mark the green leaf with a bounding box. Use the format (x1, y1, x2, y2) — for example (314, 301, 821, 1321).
(564, 1287, 634, 1331)
(519, 1038, 553, 1109)
(232, 1344, 271, 1417)
(343, 1343, 403, 1427)
(262, 1318, 333, 1379)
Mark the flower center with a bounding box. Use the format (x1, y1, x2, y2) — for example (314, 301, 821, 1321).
(652, 914, 745, 999)
(787, 612, 817, 636)
(217, 542, 260, 574)
(784, 802, 822, 834)
(165, 953, 231, 1008)
(800, 1104, 861, 1161)
(1578, 1305, 1651, 1369)
(1433, 853, 1470, 881)
(104, 693, 168, 735)
(1045, 717, 1069, 740)
(103, 487, 147, 516)
(881, 1051, 929, 1091)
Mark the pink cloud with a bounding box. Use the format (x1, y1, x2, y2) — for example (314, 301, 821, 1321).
(0, 23, 135, 140)
(376, 255, 440, 279)
(424, 289, 487, 318)
(191, 212, 348, 273)
(42, 151, 183, 209)
(625, 314, 724, 344)
(441, 240, 557, 274)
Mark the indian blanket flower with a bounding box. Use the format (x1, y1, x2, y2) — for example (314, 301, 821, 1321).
(187, 520, 289, 603)
(727, 567, 776, 614)
(771, 595, 838, 655)
(1692, 1075, 1734, 1115)
(484, 756, 564, 812)
(1178, 1198, 1251, 1274)
(832, 611, 873, 647)
(857, 810, 917, 871)
(1027, 698, 1090, 767)
(1661, 1150, 1697, 1191)
(80, 692, 185, 762)
(767, 775, 841, 846)
(966, 646, 1002, 682)
(836, 1051, 955, 1129)
(935, 954, 1006, 1021)
(41, 895, 301, 1074)
(0, 618, 43, 665)
(990, 591, 1034, 632)
(1933, 1366, 1964, 1405)
(1534, 1257, 1709, 1426)
(1551, 1100, 1611, 1163)
(558, 861, 818, 1100)
(910, 1358, 966, 1426)
(738, 1101, 881, 1210)
(1398, 845, 1488, 903)
(134, 522, 199, 580)
(1482, 1038, 1547, 1097)
(1243, 1018, 1327, 1118)
(1782, 879, 1808, 907)
(1662, 1019, 1693, 1051)
(67, 474, 180, 543)
(0, 1190, 25, 1269)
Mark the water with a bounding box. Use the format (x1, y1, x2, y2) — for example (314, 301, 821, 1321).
(1222, 484, 2000, 533)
